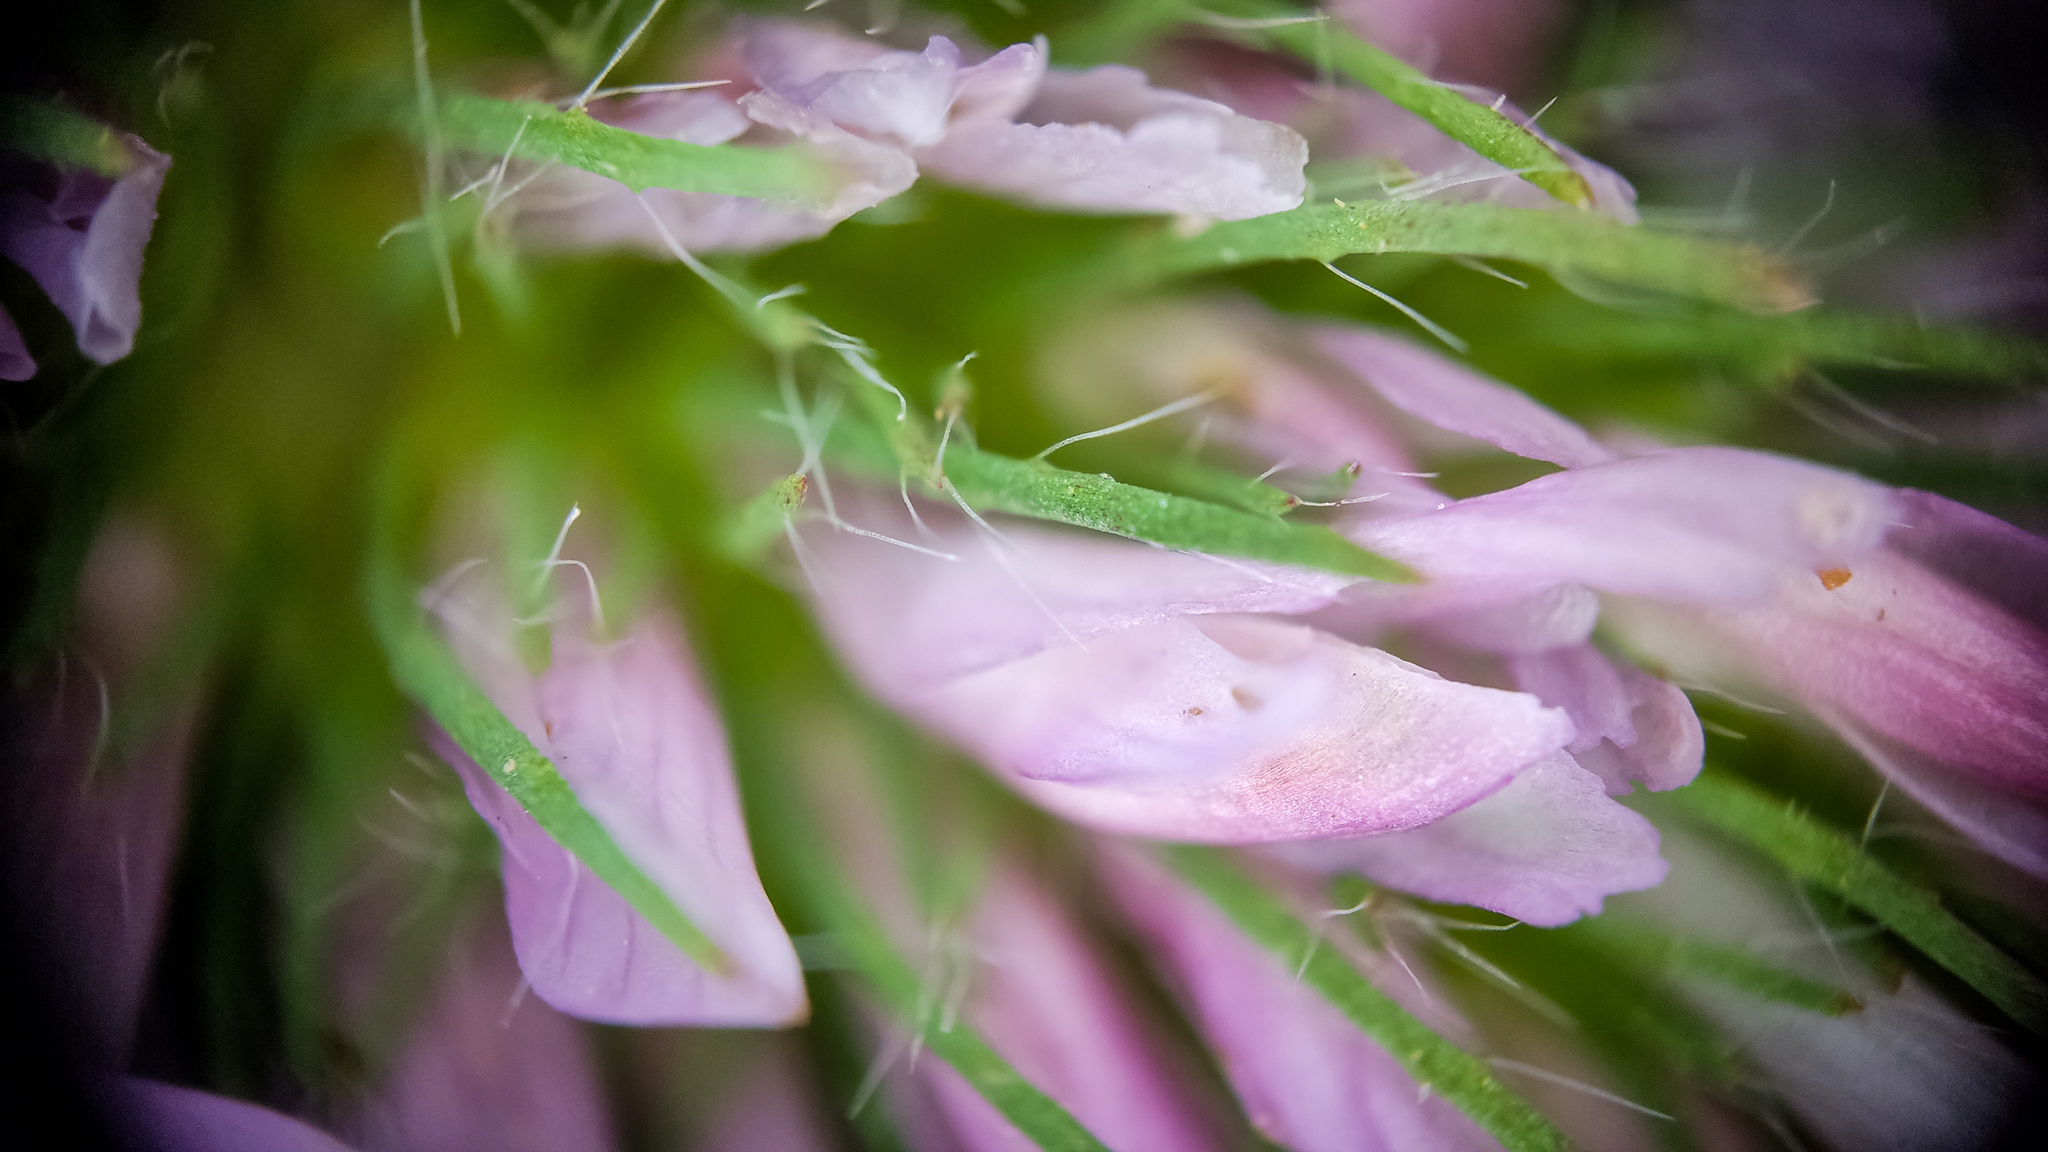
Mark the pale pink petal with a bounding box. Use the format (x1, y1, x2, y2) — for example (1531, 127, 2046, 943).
(0, 130, 170, 363)
(806, 505, 1351, 686)
(1506, 645, 1702, 794)
(804, 508, 1572, 843)
(361, 915, 614, 1152)
(1, 304, 33, 379)
(907, 866, 1223, 1152)
(110, 1080, 356, 1152)
(1312, 327, 1614, 468)
(1271, 755, 1667, 926)
(1101, 844, 1503, 1152)
(921, 65, 1307, 220)
(435, 588, 803, 1026)
(1418, 583, 1602, 654)
(1348, 447, 1900, 605)
(914, 614, 1571, 843)
(745, 32, 963, 147)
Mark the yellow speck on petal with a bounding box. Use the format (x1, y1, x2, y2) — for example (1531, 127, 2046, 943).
(1818, 568, 1853, 590)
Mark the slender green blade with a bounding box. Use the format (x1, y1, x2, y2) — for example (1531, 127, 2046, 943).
(1160, 845, 1574, 1152)
(941, 446, 1413, 581)
(364, 553, 730, 973)
(1131, 201, 1809, 312)
(1664, 772, 2048, 1032)
(1212, 0, 1593, 208)
(432, 91, 828, 198)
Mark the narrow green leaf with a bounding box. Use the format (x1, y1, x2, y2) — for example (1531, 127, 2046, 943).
(1208, 0, 1593, 208)
(364, 551, 730, 973)
(1130, 201, 1810, 313)
(1160, 845, 1574, 1152)
(432, 91, 828, 198)
(1561, 919, 1863, 1017)
(827, 372, 1414, 581)
(941, 446, 1413, 581)
(1664, 772, 2048, 1032)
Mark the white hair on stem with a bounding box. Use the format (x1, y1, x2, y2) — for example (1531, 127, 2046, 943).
(1033, 391, 1216, 460)
(1322, 261, 1468, 353)
(1489, 1058, 1675, 1121)
(570, 0, 671, 112)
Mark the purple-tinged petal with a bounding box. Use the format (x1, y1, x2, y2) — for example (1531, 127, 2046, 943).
(0, 132, 169, 363)
(1509, 645, 1635, 754)
(1668, 550, 2048, 801)
(921, 65, 1306, 221)
(1, 304, 34, 379)
(906, 866, 1224, 1152)
(435, 589, 803, 1026)
(1506, 645, 1702, 795)
(747, 32, 962, 147)
(1271, 755, 1667, 926)
(1348, 448, 1900, 605)
(1828, 719, 2048, 878)
(110, 1080, 356, 1152)
(1887, 488, 2048, 632)
(360, 914, 614, 1152)
(1312, 327, 1613, 468)
(1101, 844, 1503, 1152)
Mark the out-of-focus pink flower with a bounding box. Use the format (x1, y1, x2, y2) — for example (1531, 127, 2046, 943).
(0, 123, 170, 367)
(431, 571, 804, 1026)
(109, 1080, 358, 1152)
(515, 21, 1307, 254)
(802, 502, 1577, 847)
(1100, 843, 1503, 1152)
(357, 912, 616, 1152)
(890, 863, 1225, 1152)
(921, 64, 1308, 221)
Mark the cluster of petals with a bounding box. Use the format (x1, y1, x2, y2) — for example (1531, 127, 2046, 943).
(427, 564, 805, 1026)
(1, 118, 170, 379)
(514, 20, 1307, 255)
(806, 298, 2048, 923)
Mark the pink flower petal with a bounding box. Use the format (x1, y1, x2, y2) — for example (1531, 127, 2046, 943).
(111, 1080, 356, 1152)
(922, 65, 1307, 220)
(1829, 720, 2048, 879)
(1101, 844, 1504, 1152)
(804, 509, 1573, 843)
(1508, 645, 1702, 794)
(1270, 754, 1667, 926)
(1312, 327, 1614, 469)
(0, 130, 170, 364)
(436, 587, 803, 1026)
(1348, 447, 1900, 605)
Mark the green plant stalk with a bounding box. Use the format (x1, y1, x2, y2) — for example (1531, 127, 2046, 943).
(1131, 201, 1810, 313)
(1665, 771, 2048, 1032)
(364, 548, 730, 974)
